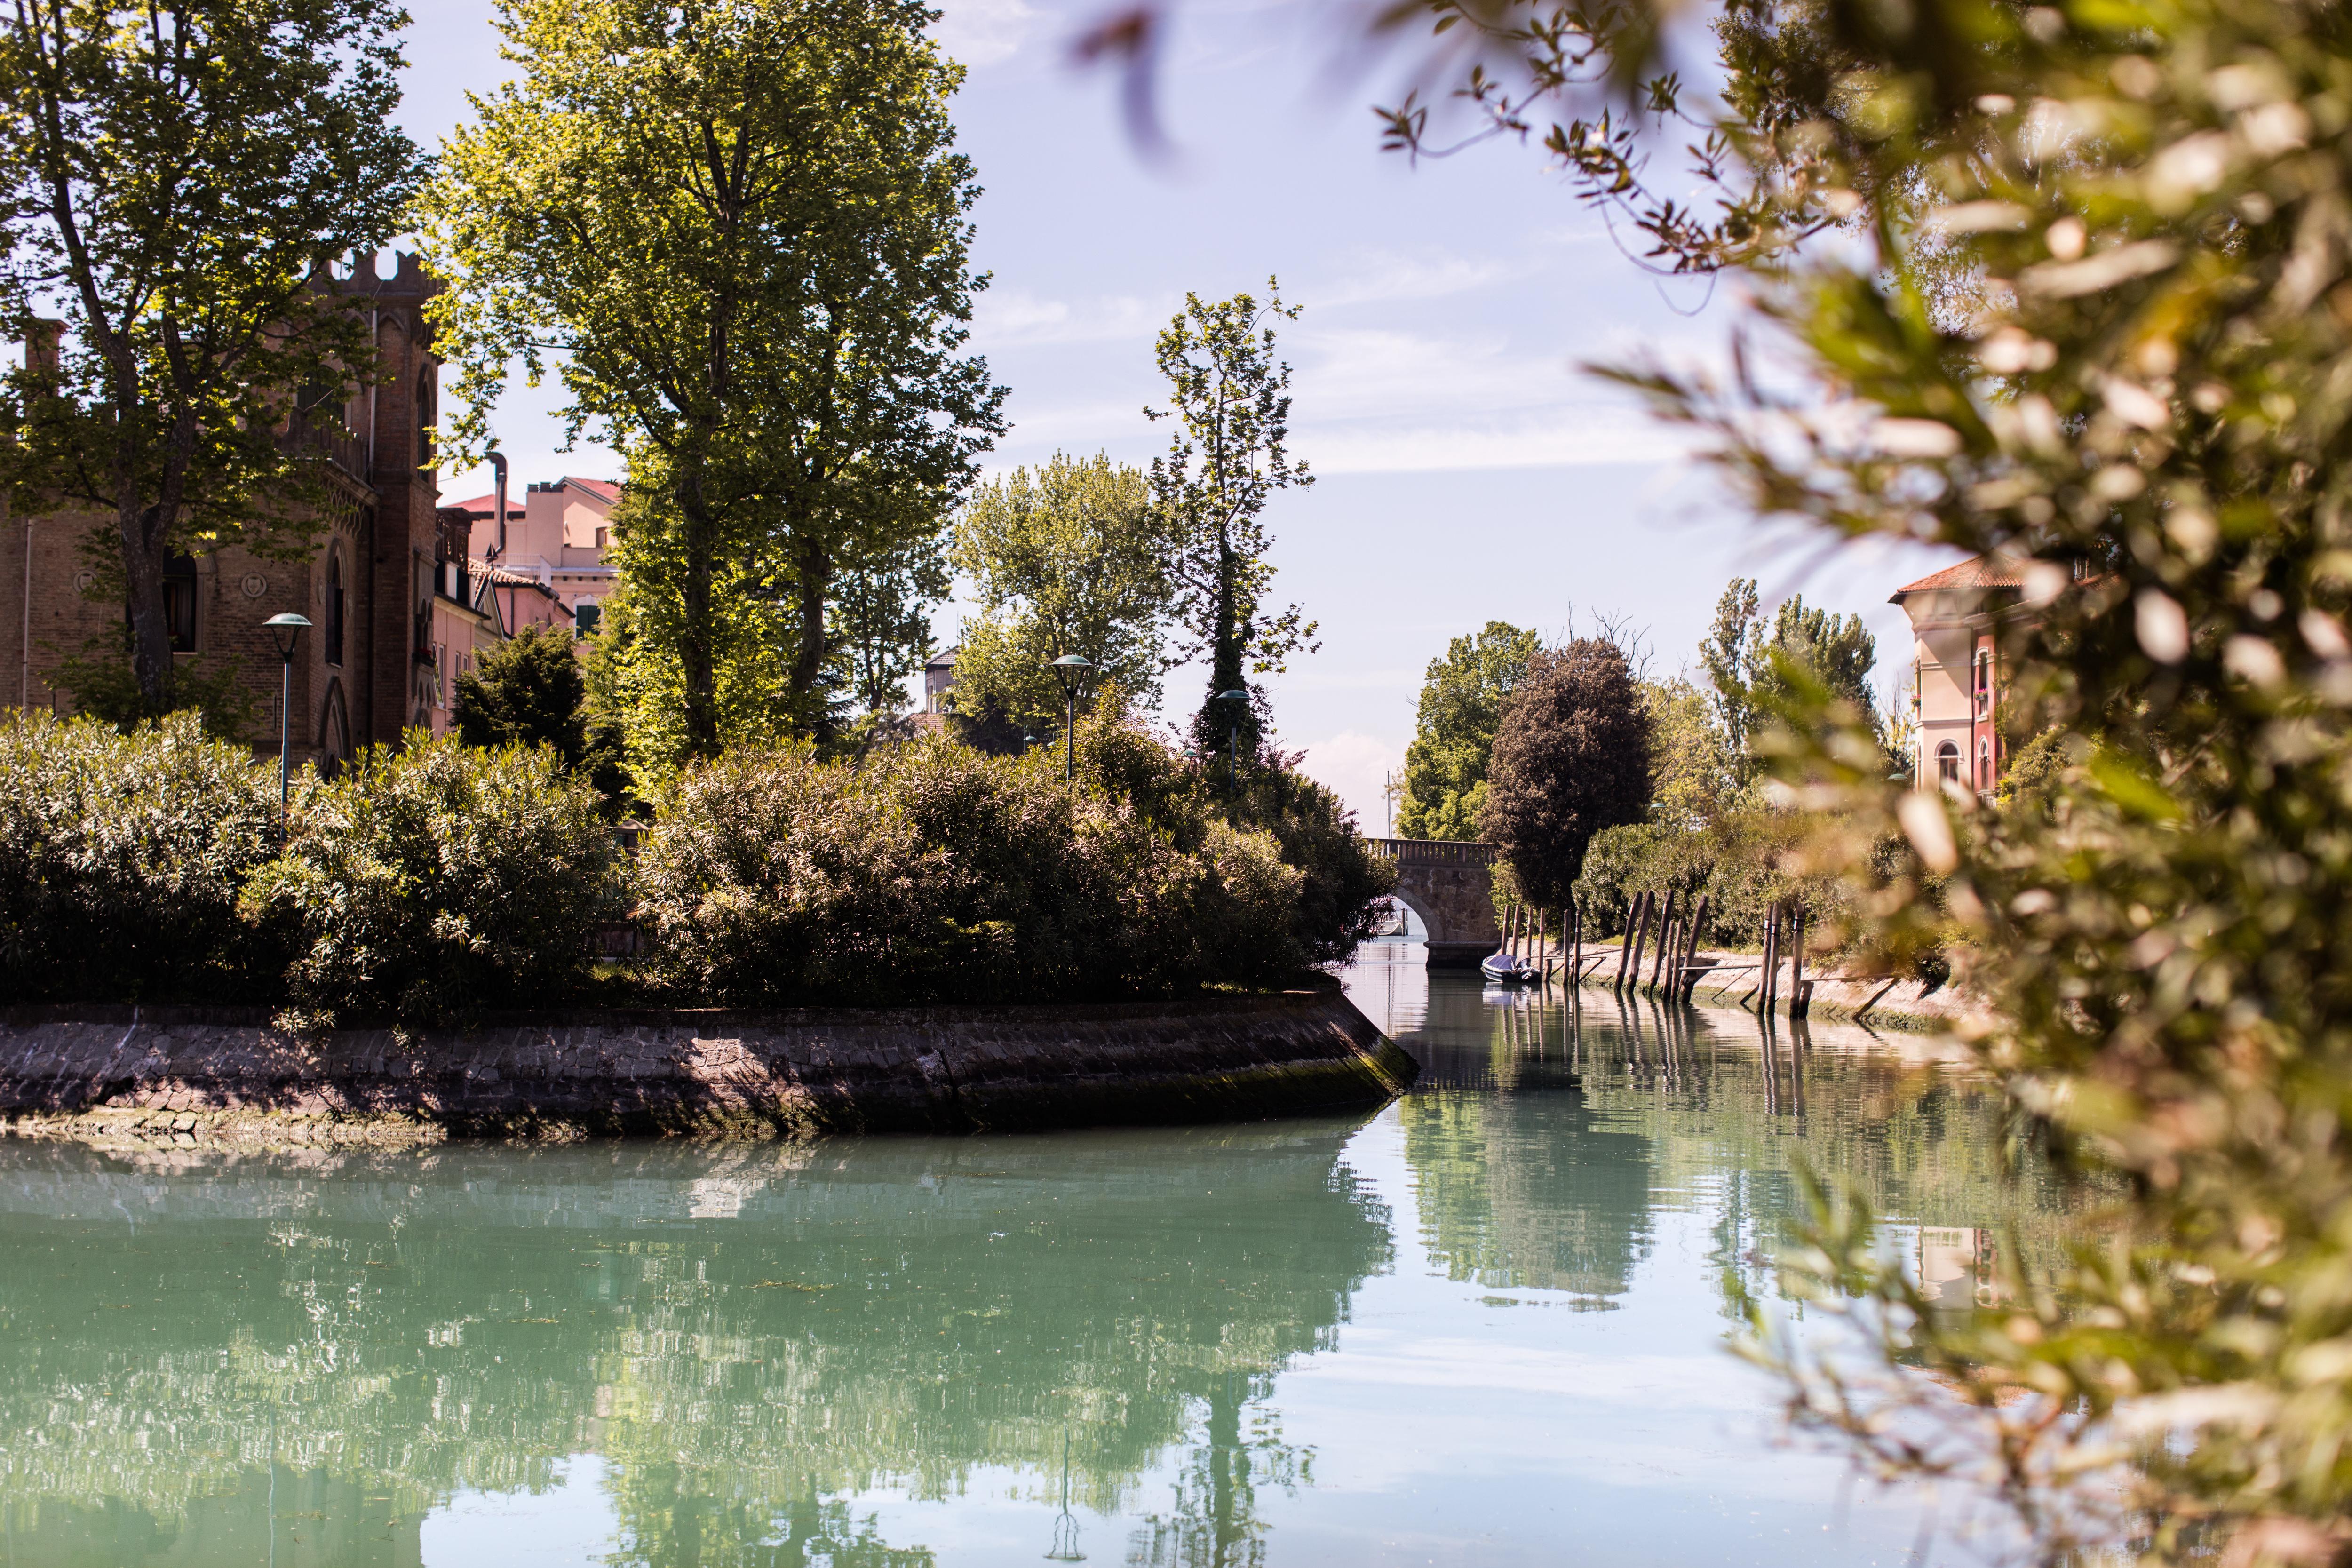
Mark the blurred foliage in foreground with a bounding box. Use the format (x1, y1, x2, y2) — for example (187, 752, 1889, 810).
(1359, 0, 2352, 1554)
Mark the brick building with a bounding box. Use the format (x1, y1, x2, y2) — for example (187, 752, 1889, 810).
(0, 252, 469, 769)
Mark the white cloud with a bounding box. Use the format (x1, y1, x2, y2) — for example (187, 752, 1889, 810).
(927, 0, 1040, 68)
(1293, 730, 1404, 834)
(1314, 250, 1533, 309)
(1302, 410, 1691, 474)
(973, 287, 1162, 346)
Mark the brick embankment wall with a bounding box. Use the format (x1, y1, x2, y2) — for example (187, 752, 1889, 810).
(0, 991, 1419, 1149)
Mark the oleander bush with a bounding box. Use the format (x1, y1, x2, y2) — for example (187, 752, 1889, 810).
(633, 719, 1382, 1005)
(5, 709, 1385, 1014)
(240, 732, 619, 1021)
(0, 712, 285, 1003)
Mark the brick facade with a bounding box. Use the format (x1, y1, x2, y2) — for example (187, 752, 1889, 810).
(0, 252, 454, 770)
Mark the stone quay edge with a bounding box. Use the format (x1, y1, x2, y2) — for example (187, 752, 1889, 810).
(0, 989, 1419, 1149)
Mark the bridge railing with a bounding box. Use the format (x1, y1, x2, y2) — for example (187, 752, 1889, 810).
(1364, 837, 1496, 868)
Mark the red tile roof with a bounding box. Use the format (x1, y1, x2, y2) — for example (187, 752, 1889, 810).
(1890, 554, 2024, 599)
(444, 493, 522, 519)
(564, 477, 621, 502)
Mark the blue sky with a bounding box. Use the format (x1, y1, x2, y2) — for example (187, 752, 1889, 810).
(405, 0, 1960, 828)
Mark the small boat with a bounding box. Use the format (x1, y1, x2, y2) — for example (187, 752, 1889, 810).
(1480, 951, 1540, 985)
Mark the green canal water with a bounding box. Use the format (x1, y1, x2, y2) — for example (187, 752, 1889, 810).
(0, 947, 2068, 1567)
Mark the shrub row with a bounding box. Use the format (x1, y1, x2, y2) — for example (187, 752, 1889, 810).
(0, 711, 1390, 1017)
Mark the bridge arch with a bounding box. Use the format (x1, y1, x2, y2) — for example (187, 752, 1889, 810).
(1365, 838, 1501, 967)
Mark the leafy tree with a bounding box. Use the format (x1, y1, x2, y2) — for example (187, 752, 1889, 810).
(422, 0, 1003, 758)
(1479, 638, 1652, 907)
(585, 468, 802, 775)
(1643, 675, 1737, 827)
(0, 0, 427, 712)
(830, 525, 949, 719)
(1700, 579, 1881, 768)
(453, 625, 588, 763)
(1147, 281, 1315, 763)
(1364, 0, 2352, 1552)
(453, 623, 629, 814)
(949, 451, 1173, 735)
(1396, 621, 1541, 841)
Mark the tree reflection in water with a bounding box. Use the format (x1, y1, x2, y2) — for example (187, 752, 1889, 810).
(0, 972, 2087, 1567)
(1383, 971, 2082, 1326)
(0, 1122, 1391, 1566)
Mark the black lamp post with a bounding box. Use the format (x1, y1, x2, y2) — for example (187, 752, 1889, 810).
(264, 613, 311, 820)
(1215, 688, 1248, 794)
(1050, 655, 1093, 784)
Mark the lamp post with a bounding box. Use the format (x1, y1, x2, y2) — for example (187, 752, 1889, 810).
(1215, 689, 1248, 794)
(264, 613, 311, 823)
(1049, 655, 1093, 784)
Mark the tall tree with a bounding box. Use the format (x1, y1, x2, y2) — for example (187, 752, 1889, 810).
(830, 523, 948, 719)
(1479, 639, 1652, 907)
(1700, 578, 1880, 769)
(1396, 621, 1541, 841)
(949, 451, 1173, 734)
(421, 0, 1003, 758)
(1147, 280, 1315, 763)
(0, 0, 426, 712)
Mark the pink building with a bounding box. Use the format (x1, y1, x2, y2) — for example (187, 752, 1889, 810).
(1890, 555, 2025, 795)
(448, 475, 619, 632)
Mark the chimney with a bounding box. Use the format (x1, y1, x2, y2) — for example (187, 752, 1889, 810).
(24, 319, 62, 386)
(487, 449, 509, 561)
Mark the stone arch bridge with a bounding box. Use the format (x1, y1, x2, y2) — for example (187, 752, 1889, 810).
(1366, 839, 1500, 967)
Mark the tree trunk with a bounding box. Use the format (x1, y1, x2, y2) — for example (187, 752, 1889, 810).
(120, 504, 171, 712)
(674, 470, 722, 758)
(789, 531, 834, 736)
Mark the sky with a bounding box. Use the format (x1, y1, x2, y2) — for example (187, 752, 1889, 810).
(403, 0, 1963, 829)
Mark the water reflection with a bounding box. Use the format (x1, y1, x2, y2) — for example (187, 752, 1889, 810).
(1362, 948, 2074, 1328)
(0, 1124, 1389, 1565)
(0, 954, 2074, 1566)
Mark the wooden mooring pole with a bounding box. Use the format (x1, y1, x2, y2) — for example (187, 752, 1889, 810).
(1681, 894, 1711, 1001)
(1648, 889, 1678, 991)
(1619, 892, 1647, 990)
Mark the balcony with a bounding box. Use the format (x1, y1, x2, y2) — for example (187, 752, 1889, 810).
(281, 405, 370, 488)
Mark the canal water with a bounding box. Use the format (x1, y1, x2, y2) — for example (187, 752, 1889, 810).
(0, 948, 2067, 1567)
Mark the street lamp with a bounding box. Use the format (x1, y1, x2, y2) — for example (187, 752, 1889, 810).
(1215, 689, 1248, 794)
(1049, 655, 1093, 784)
(264, 613, 311, 821)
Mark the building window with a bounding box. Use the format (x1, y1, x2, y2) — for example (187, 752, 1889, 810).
(324, 552, 345, 667)
(163, 554, 198, 652)
(416, 367, 436, 470)
(1974, 648, 1992, 717)
(1979, 738, 1993, 790)
(1937, 740, 1961, 784)
(573, 599, 602, 635)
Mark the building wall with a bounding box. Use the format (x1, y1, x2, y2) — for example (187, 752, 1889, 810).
(0, 253, 447, 772)
(488, 479, 618, 625)
(1901, 585, 2014, 793)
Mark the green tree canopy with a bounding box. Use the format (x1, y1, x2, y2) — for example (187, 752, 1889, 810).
(421, 0, 1002, 758)
(453, 625, 589, 766)
(1700, 579, 1881, 769)
(949, 451, 1173, 736)
(1479, 638, 1653, 906)
(0, 0, 426, 712)
(1147, 281, 1315, 763)
(452, 623, 629, 814)
(1396, 621, 1541, 842)
(1643, 676, 1738, 828)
